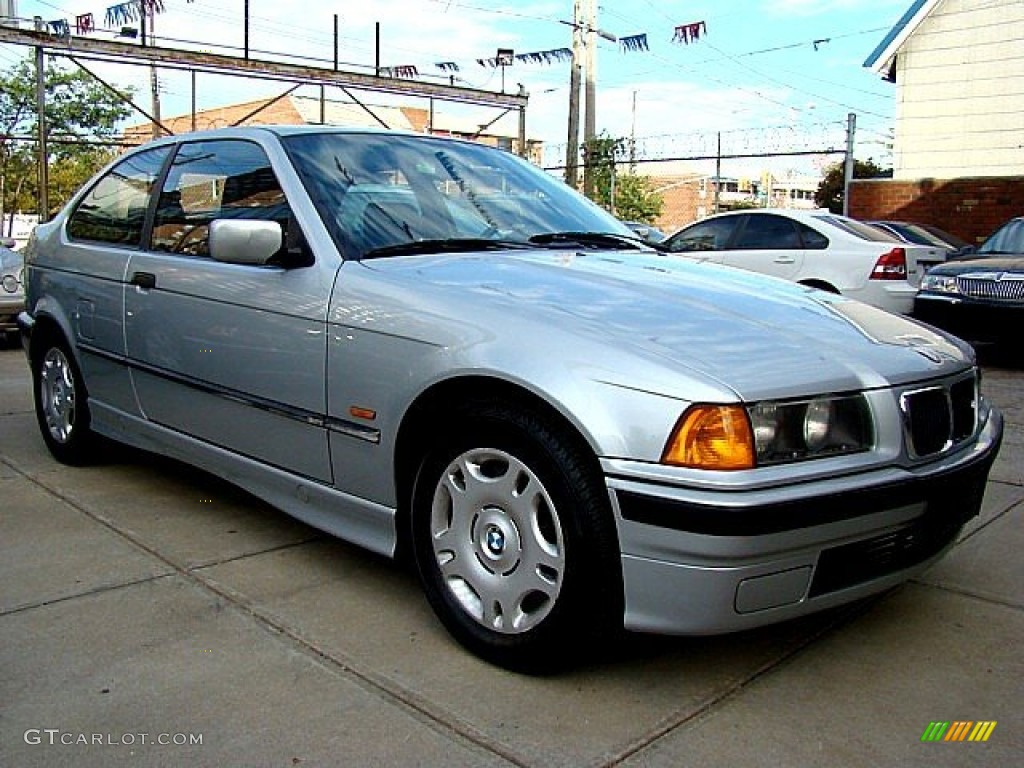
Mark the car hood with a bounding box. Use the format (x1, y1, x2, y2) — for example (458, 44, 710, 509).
(0, 247, 23, 273)
(356, 248, 973, 401)
(928, 255, 1024, 275)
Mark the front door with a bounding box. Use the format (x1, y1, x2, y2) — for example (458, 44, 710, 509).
(124, 138, 332, 482)
(718, 213, 806, 281)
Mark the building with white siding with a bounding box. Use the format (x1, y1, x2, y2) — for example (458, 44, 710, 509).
(864, 0, 1024, 180)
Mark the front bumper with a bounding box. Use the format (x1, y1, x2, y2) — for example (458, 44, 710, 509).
(914, 293, 1024, 344)
(0, 296, 23, 333)
(606, 404, 1003, 635)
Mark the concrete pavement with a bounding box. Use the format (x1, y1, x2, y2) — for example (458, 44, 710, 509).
(1, 343, 1021, 767)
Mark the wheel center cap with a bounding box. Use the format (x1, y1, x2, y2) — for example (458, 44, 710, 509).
(485, 525, 505, 555)
(475, 508, 521, 572)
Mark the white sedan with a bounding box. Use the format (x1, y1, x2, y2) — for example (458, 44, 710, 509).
(662, 209, 944, 314)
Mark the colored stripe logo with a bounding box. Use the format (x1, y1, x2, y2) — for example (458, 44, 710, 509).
(921, 721, 997, 742)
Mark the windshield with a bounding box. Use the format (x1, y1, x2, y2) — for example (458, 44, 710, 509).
(977, 218, 1024, 256)
(282, 132, 633, 259)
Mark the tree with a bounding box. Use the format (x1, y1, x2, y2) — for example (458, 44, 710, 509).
(612, 172, 664, 223)
(815, 158, 891, 214)
(582, 132, 664, 223)
(1, 55, 134, 224)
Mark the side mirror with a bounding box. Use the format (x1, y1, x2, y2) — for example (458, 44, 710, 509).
(208, 219, 282, 265)
(1, 237, 16, 249)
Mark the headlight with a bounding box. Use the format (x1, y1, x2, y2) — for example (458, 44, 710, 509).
(920, 274, 960, 294)
(2, 274, 18, 293)
(748, 395, 873, 465)
(663, 395, 872, 470)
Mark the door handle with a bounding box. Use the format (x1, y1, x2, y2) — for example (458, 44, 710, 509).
(130, 271, 156, 289)
(773, 257, 795, 264)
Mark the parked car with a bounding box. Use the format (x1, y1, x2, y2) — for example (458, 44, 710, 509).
(1, 238, 25, 345)
(623, 220, 666, 244)
(19, 127, 1002, 671)
(915, 216, 1024, 346)
(661, 209, 945, 314)
(867, 220, 974, 259)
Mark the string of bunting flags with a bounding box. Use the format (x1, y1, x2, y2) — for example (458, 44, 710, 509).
(672, 21, 706, 45)
(31, 6, 708, 82)
(37, 0, 189, 38)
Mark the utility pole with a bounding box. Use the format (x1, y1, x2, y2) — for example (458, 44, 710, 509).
(564, 0, 616, 193)
(843, 112, 856, 217)
(582, 0, 597, 198)
(629, 89, 637, 170)
(144, 5, 161, 139)
(565, 0, 583, 188)
(35, 45, 48, 221)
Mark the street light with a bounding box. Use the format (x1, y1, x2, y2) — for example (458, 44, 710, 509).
(496, 48, 514, 93)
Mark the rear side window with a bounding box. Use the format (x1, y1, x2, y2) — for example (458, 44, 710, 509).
(666, 216, 739, 252)
(797, 222, 829, 249)
(151, 139, 290, 258)
(67, 147, 170, 246)
(734, 214, 802, 249)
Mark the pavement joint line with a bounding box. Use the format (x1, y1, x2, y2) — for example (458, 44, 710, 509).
(957, 491, 1024, 545)
(0, 572, 176, 618)
(189, 573, 533, 768)
(909, 579, 1024, 612)
(4, 454, 532, 768)
(177, 534, 324, 571)
(598, 602, 871, 768)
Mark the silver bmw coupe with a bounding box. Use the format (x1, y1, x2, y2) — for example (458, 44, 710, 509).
(18, 127, 1002, 671)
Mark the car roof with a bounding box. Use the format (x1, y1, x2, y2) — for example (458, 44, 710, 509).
(702, 208, 830, 217)
(124, 124, 468, 151)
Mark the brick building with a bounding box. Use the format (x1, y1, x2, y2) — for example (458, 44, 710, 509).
(650, 171, 819, 235)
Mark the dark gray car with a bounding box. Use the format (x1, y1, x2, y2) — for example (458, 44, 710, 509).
(18, 127, 1003, 671)
(915, 216, 1024, 347)
(1, 240, 25, 345)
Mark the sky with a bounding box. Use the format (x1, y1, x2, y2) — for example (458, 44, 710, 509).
(1, 0, 909, 177)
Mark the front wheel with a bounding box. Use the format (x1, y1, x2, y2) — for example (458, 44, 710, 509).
(33, 336, 94, 465)
(410, 402, 621, 672)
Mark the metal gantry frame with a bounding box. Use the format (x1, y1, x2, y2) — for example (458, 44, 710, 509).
(0, 25, 529, 220)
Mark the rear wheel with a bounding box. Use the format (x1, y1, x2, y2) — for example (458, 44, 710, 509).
(799, 279, 840, 294)
(410, 401, 621, 672)
(33, 336, 94, 464)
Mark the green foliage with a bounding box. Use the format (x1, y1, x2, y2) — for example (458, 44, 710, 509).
(582, 132, 664, 223)
(815, 158, 891, 214)
(613, 172, 664, 223)
(1, 55, 134, 216)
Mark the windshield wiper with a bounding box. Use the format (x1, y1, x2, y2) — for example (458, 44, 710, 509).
(361, 238, 531, 259)
(528, 231, 656, 250)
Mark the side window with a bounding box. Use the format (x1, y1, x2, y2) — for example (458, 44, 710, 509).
(734, 215, 801, 250)
(666, 217, 739, 252)
(797, 222, 829, 250)
(151, 140, 291, 258)
(68, 147, 170, 246)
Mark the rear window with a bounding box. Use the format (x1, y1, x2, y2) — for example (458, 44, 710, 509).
(814, 215, 896, 242)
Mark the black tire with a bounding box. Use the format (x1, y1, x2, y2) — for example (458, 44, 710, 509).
(32, 333, 94, 465)
(800, 279, 840, 294)
(410, 401, 622, 672)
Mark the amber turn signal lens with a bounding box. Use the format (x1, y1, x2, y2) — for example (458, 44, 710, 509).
(663, 404, 755, 470)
